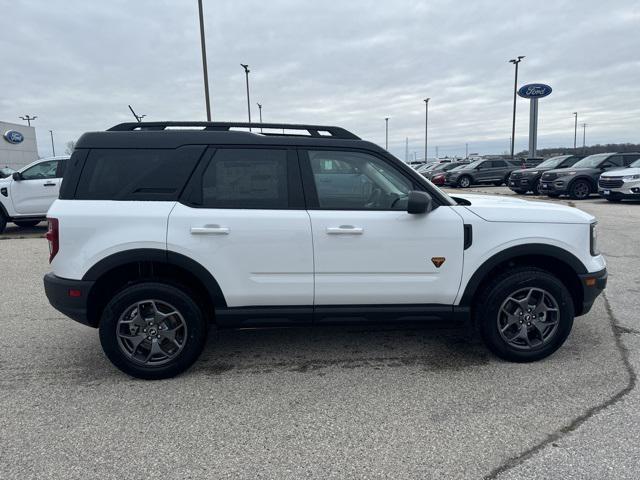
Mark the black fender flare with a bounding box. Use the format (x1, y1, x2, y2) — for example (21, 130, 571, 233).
(458, 243, 587, 307)
(82, 248, 227, 307)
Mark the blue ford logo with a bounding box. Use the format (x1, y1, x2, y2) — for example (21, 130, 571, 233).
(518, 83, 552, 99)
(3, 130, 24, 144)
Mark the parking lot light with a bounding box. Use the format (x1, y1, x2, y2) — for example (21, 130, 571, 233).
(508, 56, 525, 159)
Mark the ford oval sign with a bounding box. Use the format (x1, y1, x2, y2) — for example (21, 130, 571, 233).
(518, 83, 552, 99)
(3, 130, 24, 144)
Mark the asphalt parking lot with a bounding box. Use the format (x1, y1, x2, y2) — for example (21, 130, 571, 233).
(1, 188, 638, 479)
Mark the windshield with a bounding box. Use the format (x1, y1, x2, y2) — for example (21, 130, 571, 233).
(572, 154, 610, 168)
(631, 159, 640, 168)
(537, 156, 568, 169)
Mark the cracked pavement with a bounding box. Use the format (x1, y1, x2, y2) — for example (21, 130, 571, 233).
(0, 190, 638, 479)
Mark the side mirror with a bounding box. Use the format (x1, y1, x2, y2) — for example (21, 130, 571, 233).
(12, 172, 22, 181)
(407, 191, 433, 214)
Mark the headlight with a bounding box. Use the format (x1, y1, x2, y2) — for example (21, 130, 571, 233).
(566, 171, 577, 176)
(623, 174, 640, 181)
(590, 223, 599, 256)
(529, 171, 539, 175)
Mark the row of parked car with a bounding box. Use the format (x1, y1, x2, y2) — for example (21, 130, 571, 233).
(418, 152, 640, 202)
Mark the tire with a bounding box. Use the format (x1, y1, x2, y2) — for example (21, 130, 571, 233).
(14, 220, 41, 228)
(99, 282, 208, 379)
(475, 267, 574, 362)
(458, 176, 472, 188)
(569, 179, 591, 200)
(0, 211, 6, 234)
(531, 180, 541, 195)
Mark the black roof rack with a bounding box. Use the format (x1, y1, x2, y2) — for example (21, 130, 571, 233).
(107, 121, 360, 140)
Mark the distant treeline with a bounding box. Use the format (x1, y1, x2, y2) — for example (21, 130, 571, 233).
(516, 143, 640, 158)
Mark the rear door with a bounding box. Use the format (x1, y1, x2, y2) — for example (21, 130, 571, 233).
(10, 159, 63, 215)
(167, 147, 314, 308)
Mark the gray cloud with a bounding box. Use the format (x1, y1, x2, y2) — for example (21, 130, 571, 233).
(1, 0, 638, 159)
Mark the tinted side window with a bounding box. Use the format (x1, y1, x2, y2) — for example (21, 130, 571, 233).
(56, 159, 67, 178)
(603, 155, 624, 167)
(21, 160, 59, 180)
(492, 160, 507, 168)
(307, 150, 412, 210)
(75, 146, 204, 200)
(562, 157, 580, 167)
(199, 149, 288, 209)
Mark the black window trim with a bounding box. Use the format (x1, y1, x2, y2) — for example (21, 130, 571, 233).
(179, 145, 305, 210)
(298, 146, 440, 211)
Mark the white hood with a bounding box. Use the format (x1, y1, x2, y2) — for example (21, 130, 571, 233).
(452, 193, 594, 224)
(600, 167, 640, 177)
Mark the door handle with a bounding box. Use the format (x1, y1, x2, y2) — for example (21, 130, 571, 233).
(43, 182, 56, 187)
(190, 226, 230, 235)
(326, 225, 363, 235)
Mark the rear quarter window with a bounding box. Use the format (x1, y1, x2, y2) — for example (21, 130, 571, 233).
(75, 146, 205, 201)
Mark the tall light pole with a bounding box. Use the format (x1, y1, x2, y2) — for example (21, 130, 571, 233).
(20, 115, 37, 126)
(573, 112, 578, 150)
(384, 117, 389, 150)
(49, 130, 55, 156)
(241, 64, 251, 130)
(508, 56, 525, 159)
(197, 0, 212, 121)
(423, 98, 430, 161)
(465, 143, 469, 159)
(257, 102, 263, 133)
(582, 123, 587, 150)
(405, 137, 409, 163)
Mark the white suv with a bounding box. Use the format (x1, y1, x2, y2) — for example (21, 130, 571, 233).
(43, 122, 607, 379)
(0, 156, 69, 233)
(598, 157, 640, 202)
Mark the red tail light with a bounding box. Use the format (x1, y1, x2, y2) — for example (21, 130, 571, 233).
(45, 218, 59, 263)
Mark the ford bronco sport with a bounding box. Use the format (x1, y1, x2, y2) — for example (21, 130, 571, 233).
(44, 122, 607, 379)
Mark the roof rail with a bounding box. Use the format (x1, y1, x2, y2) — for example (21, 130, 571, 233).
(107, 121, 360, 140)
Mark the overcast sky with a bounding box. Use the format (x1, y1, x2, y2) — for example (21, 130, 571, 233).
(1, 0, 639, 159)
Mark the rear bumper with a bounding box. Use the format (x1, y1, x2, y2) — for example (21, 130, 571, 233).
(43, 273, 95, 327)
(578, 268, 607, 316)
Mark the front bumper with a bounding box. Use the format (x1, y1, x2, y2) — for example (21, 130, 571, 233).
(578, 268, 607, 316)
(598, 189, 640, 200)
(508, 176, 535, 191)
(44, 273, 95, 327)
(539, 179, 570, 195)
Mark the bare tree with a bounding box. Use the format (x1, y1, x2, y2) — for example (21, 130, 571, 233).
(65, 140, 76, 155)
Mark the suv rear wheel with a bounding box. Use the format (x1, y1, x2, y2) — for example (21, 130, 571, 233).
(99, 282, 208, 379)
(475, 267, 574, 362)
(0, 211, 6, 234)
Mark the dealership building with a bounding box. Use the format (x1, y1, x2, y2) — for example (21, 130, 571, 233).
(1, 120, 39, 171)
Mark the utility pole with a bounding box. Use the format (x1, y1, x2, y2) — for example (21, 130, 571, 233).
(405, 137, 409, 163)
(435, 146, 439, 160)
(19, 115, 37, 126)
(128, 105, 145, 122)
(257, 102, 263, 133)
(197, 0, 212, 121)
(465, 143, 469, 159)
(423, 98, 430, 161)
(241, 64, 251, 130)
(508, 56, 525, 159)
(384, 117, 389, 150)
(573, 112, 578, 150)
(582, 123, 587, 151)
(49, 130, 55, 156)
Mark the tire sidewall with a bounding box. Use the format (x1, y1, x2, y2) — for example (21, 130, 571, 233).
(99, 282, 207, 379)
(458, 176, 471, 188)
(477, 269, 575, 362)
(570, 179, 590, 199)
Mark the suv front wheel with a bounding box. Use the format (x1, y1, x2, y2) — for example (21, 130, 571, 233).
(457, 175, 472, 188)
(99, 282, 208, 379)
(475, 267, 574, 362)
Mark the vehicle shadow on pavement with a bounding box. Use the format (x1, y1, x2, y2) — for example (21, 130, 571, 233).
(192, 324, 491, 377)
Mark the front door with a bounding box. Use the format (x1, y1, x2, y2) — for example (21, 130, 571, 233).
(11, 159, 64, 215)
(167, 147, 314, 308)
(301, 149, 464, 306)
